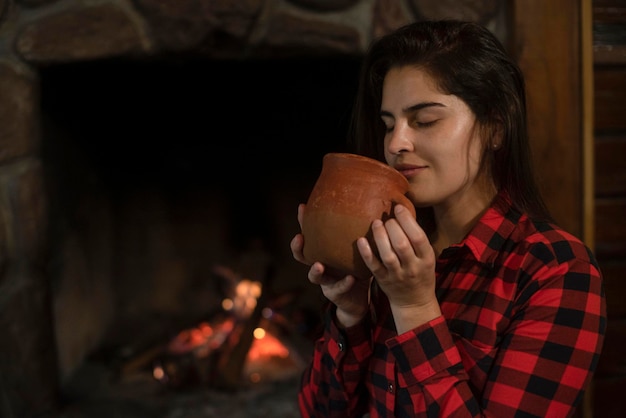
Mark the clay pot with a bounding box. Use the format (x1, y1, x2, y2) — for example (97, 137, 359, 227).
(301, 153, 416, 279)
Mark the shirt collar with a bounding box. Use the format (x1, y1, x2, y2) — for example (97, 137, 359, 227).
(459, 190, 522, 266)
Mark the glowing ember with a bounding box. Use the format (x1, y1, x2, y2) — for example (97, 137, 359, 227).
(153, 365, 165, 380)
(223, 279, 263, 318)
(247, 329, 289, 361)
(222, 298, 234, 310)
(167, 317, 234, 355)
(253, 327, 265, 339)
(151, 266, 304, 389)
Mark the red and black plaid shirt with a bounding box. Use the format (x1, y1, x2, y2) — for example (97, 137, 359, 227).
(298, 192, 606, 417)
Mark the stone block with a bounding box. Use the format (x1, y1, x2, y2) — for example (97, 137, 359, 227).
(0, 61, 38, 163)
(15, 3, 150, 64)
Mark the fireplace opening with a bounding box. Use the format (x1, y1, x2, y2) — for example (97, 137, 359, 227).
(38, 56, 362, 415)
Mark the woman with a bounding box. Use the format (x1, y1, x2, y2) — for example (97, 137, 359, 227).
(290, 20, 606, 417)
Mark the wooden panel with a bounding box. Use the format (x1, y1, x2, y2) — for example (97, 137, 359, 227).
(595, 197, 626, 257)
(592, 2, 626, 418)
(593, 0, 626, 25)
(593, 374, 626, 417)
(596, 319, 626, 377)
(512, 0, 583, 238)
(593, 0, 626, 63)
(595, 135, 626, 196)
(594, 67, 626, 131)
(594, 45, 626, 64)
(599, 260, 626, 318)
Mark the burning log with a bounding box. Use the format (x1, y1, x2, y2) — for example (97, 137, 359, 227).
(213, 285, 268, 390)
(113, 243, 311, 392)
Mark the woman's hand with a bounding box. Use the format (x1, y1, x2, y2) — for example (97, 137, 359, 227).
(290, 204, 371, 328)
(357, 204, 441, 333)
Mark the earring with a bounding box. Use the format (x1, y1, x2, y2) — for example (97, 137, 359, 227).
(492, 142, 501, 150)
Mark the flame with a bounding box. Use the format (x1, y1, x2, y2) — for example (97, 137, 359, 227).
(167, 317, 234, 355)
(247, 328, 289, 361)
(155, 271, 301, 387)
(224, 279, 262, 318)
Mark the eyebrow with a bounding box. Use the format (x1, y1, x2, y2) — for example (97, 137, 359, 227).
(380, 101, 445, 118)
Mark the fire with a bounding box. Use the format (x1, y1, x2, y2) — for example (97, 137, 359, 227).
(167, 317, 234, 355)
(153, 269, 302, 388)
(228, 279, 263, 318)
(248, 327, 289, 361)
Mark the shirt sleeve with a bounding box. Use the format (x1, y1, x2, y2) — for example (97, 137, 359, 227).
(383, 239, 606, 417)
(478, 242, 607, 416)
(298, 304, 373, 417)
(386, 315, 482, 416)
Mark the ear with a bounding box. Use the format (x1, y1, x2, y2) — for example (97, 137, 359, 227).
(490, 120, 505, 151)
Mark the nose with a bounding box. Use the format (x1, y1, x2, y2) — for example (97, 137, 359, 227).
(386, 122, 414, 154)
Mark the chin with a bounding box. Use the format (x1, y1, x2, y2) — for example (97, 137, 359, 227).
(408, 190, 442, 208)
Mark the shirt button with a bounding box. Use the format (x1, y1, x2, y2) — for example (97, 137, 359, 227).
(338, 342, 345, 351)
(388, 383, 394, 393)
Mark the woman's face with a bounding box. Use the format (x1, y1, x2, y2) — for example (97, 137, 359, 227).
(380, 65, 494, 210)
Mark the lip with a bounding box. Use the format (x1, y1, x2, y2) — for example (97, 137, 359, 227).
(394, 163, 427, 178)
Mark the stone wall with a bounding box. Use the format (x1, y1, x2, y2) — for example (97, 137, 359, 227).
(0, 0, 503, 416)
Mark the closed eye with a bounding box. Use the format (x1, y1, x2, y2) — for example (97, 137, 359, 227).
(415, 120, 437, 128)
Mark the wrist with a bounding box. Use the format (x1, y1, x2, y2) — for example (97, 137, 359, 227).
(335, 307, 368, 329)
(390, 300, 442, 334)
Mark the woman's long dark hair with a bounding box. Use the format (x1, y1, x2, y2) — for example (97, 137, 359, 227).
(348, 20, 551, 221)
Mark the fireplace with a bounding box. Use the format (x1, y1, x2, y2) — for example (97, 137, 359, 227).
(38, 55, 359, 414)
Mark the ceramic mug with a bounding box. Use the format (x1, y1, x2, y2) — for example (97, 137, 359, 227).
(301, 152, 416, 279)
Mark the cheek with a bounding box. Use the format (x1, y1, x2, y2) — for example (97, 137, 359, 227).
(436, 140, 467, 168)
(433, 139, 480, 182)
(383, 141, 392, 163)
(441, 154, 468, 180)
(445, 126, 483, 171)
(383, 135, 395, 158)
(467, 136, 486, 171)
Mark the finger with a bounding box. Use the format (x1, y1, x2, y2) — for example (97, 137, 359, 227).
(378, 219, 409, 270)
(307, 262, 324, 284)
(385, 218, 417, 263)
(357, 236, 382, 271)
(290, 234, 308, 264)
(308, 262, 343, 286)
(370, 219, 403, 270)
(394, 204, 431, 258)
(323, 275, 356, 295)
